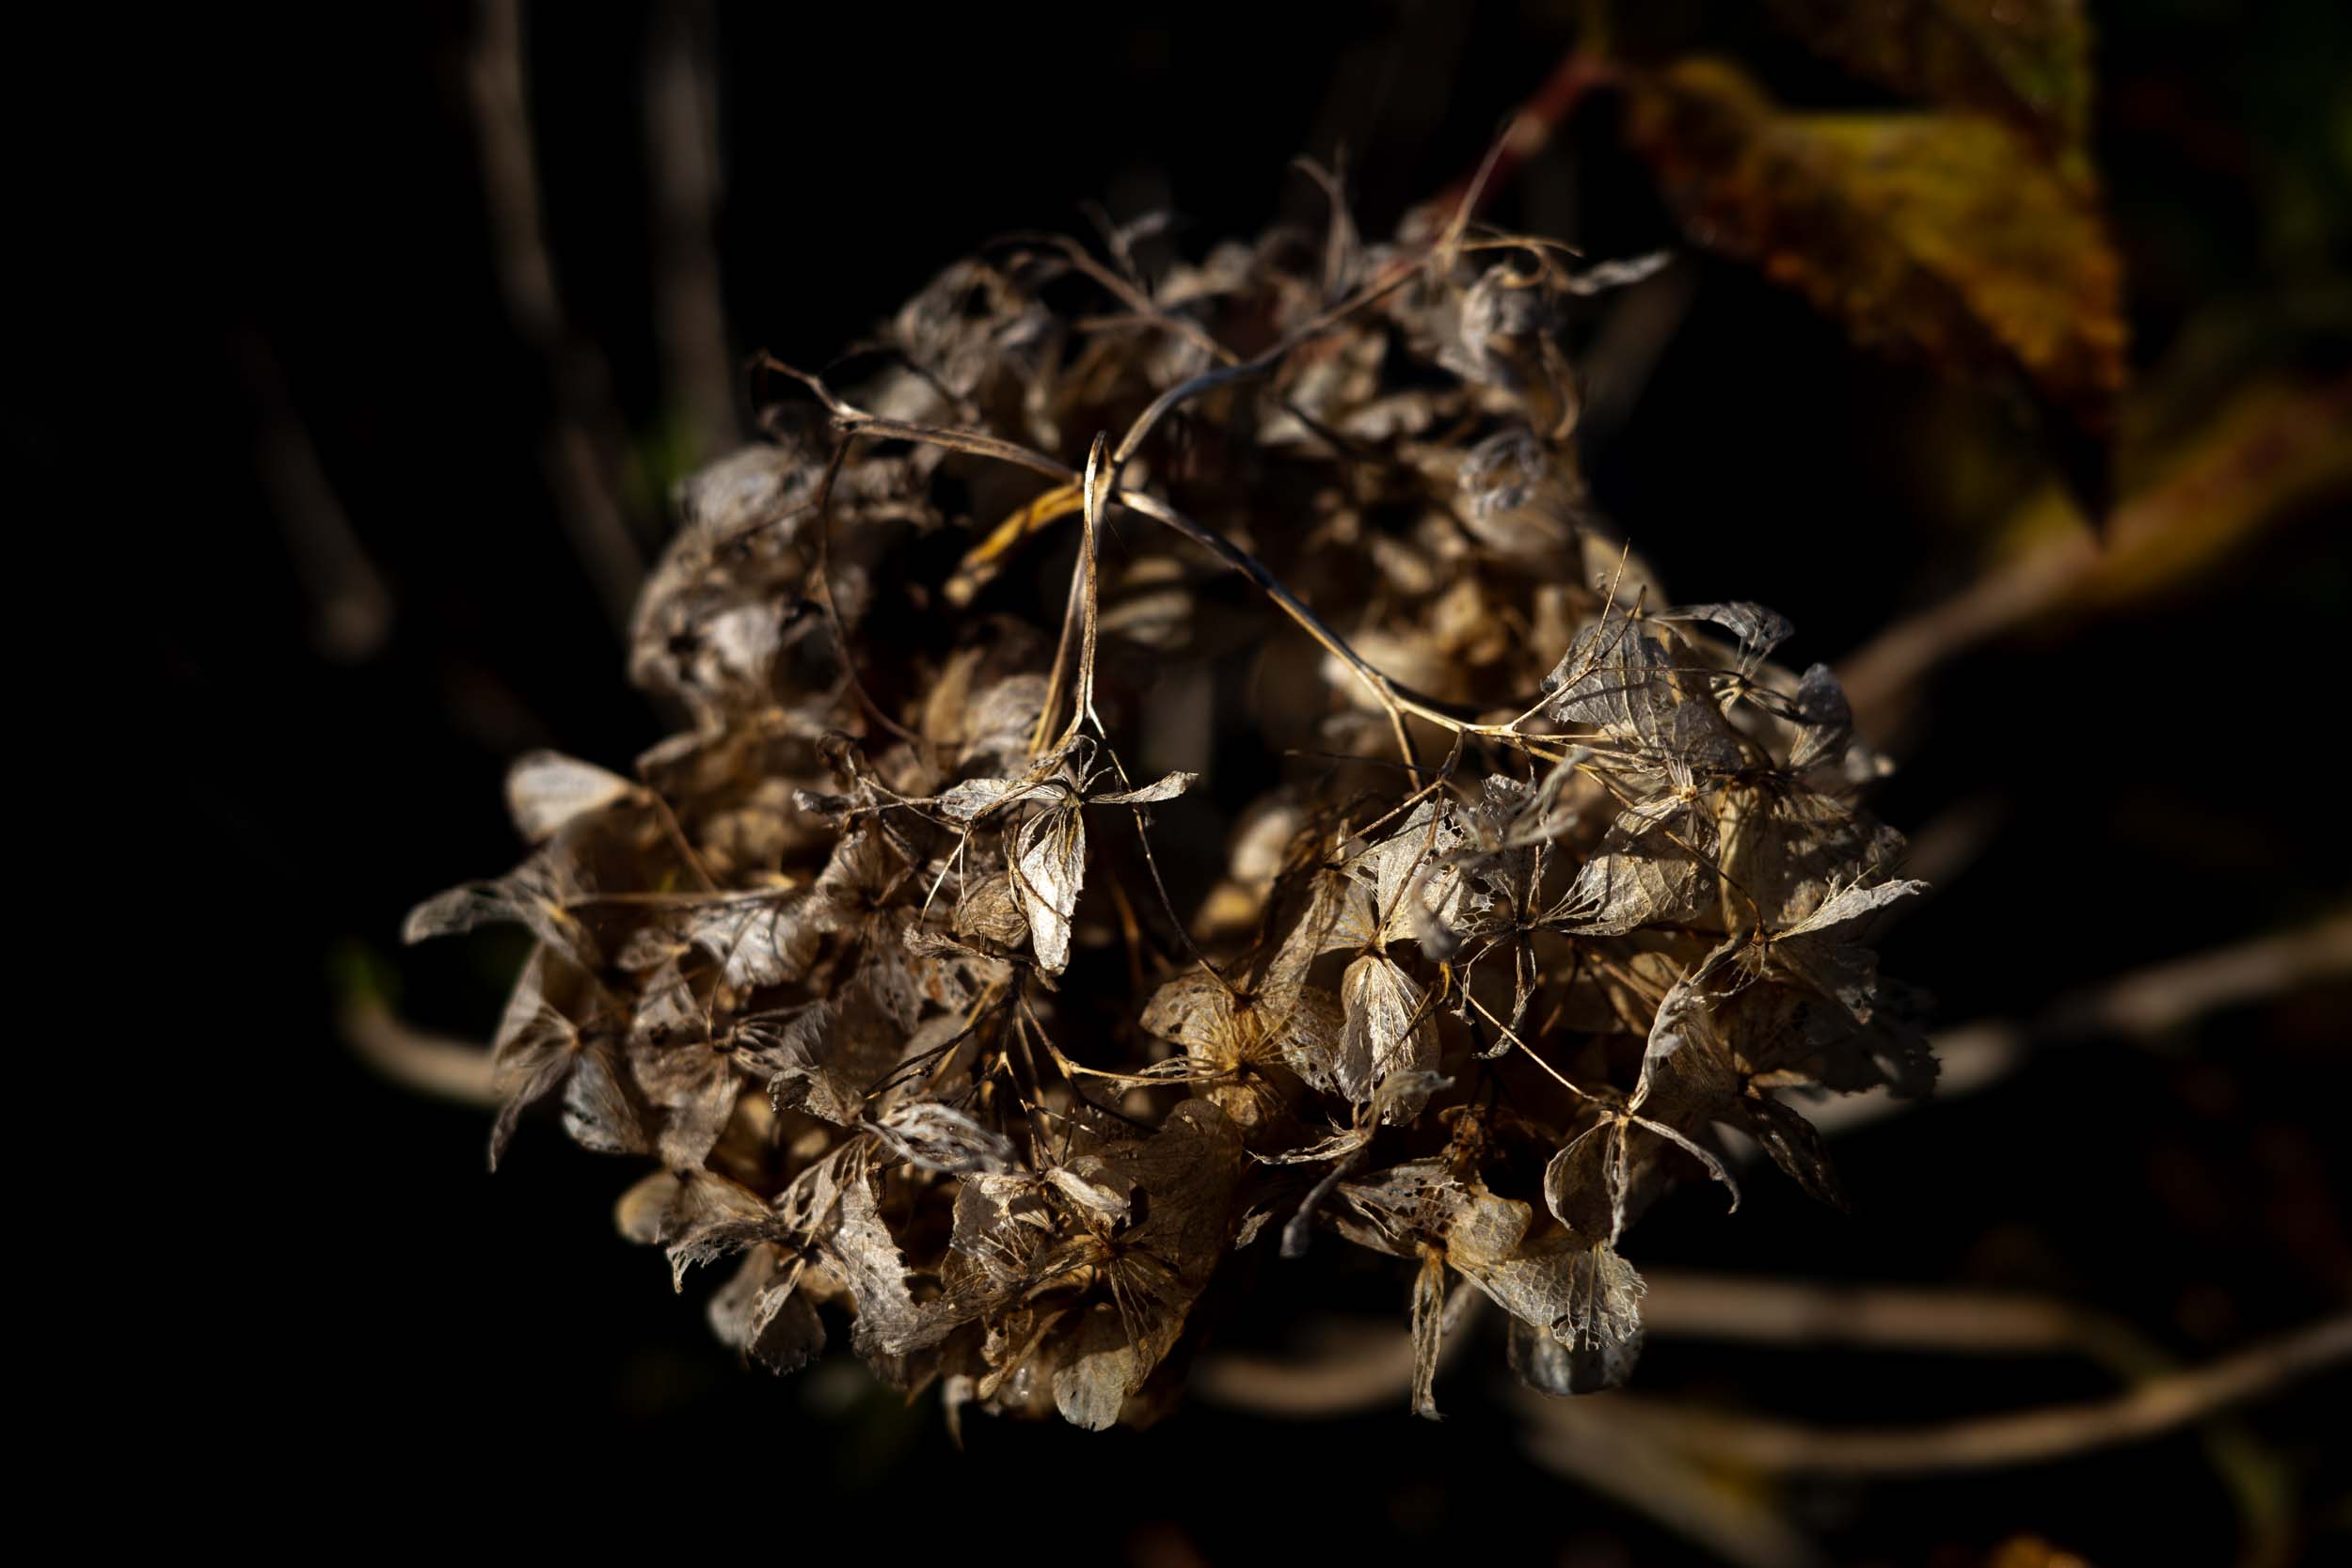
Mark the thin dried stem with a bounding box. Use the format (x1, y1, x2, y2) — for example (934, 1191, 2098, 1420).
(1557, 1313, 2352, 1476)
(644, 0, 738, 462)
(461, 0, 647, 620)
(341, 997, 500, 1107)
(1837, 375, 2352, 736)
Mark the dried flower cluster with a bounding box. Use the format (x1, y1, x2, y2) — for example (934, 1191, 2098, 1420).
(409, 188, 1931, 1429)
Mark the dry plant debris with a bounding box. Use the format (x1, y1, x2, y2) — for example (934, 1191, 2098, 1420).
(408, 183, 1932, 1429)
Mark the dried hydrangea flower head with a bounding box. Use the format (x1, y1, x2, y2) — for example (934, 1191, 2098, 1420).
(408, 183, 1931, 1429)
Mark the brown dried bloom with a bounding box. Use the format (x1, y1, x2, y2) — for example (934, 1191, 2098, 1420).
(407, 182, 1931, 1429)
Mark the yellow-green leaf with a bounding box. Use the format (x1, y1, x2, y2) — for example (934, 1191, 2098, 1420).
(1627, 58, 2126, 510)
(1766, 0, 2093, 166)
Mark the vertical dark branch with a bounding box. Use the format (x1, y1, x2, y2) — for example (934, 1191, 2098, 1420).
(645, 0, 740, 465)
(460, 0, 647, 627)
(235, 328, 394, 663)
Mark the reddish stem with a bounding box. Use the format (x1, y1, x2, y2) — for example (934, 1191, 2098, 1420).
(1426, 52, 1616, 230)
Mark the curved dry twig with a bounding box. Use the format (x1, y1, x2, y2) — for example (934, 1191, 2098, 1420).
(1189, 1292, 1486, 1418)
(1551, 1313, 2352, 1476)
(1521, 1397, 1828, 1568)
(1837, 375, 2352, 736)
(1807, 903, 2352, 1138)
(461, 0, 647, 622)
(341, 996, 500, 1107)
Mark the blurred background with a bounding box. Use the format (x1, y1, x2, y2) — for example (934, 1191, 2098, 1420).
(158, 2, 2348, 1562)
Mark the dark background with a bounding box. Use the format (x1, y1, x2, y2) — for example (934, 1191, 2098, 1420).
(144, 2, 2348, 1561)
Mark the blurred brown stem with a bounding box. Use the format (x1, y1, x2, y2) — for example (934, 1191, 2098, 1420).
(342, 996, 500, 1106)
(1839, 375, 2352, 736)
(644, 0, 739, 463)
(1421, 51, 1615, 235)
(1524, 1398, 1828, 1568)
(1807, 903, 2352, 1137)
(1556, 1313, 2352, 1476)
(235, 329, 393, 662)
(461, 0, 648, 626)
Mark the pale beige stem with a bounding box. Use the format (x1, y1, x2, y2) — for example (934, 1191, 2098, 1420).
(1555, 1313, 2352, 1476)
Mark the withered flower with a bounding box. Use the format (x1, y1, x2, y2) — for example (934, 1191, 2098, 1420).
(410, 173, 1930, 1427)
